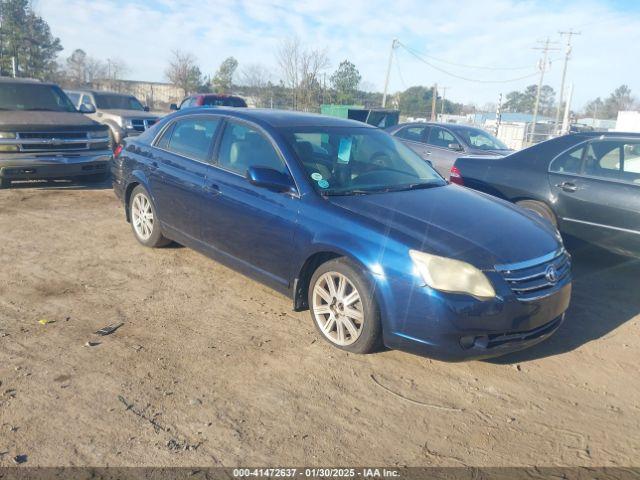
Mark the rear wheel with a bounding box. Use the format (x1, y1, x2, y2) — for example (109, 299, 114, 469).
(516, 199, 557, 227)
(129, 185, 171, 247)
(308, 258, 382, 354)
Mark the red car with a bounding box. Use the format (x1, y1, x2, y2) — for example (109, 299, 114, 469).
(171, 94, 247, 110)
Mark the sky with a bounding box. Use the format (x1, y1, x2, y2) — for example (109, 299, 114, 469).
(33, 0, 640, 109)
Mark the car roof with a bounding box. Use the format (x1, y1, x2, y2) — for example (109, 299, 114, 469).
(172, 107, 376, 129)
(70, 89, 133, 96)
(190, 93, 244, 98)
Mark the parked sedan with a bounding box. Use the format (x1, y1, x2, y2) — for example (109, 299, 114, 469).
(170, 93, 247, 111)
(113, 108, 571, 361)
(451, 132, 640, 258)
(387, 122, 513, 176)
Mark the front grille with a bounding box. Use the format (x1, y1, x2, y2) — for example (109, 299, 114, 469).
(496, 249, 571, 302)
(130, 119, 157, 132)
(6, 131, 108, 153)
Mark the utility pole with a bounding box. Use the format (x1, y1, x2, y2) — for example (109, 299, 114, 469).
(554, 29, 581, 134)
(494, 93, 503, 137)
(382, 38, 399, 108)
(440, 86, 449, 118)
(11, 56, 16, 78)
(530, 37, 559, 143)
(561, 83, 574, 134)
(430, 83, 437, 121)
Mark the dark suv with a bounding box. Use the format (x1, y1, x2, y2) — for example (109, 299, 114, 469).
(0, 77, 111, 188)
(170, 93, 247, 110)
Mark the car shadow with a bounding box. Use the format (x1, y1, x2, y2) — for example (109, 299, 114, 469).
(5, 177, 112, 191)
(488, 243, 640, 364)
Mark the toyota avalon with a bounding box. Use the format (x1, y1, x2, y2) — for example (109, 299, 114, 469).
(112, 108, 571, 361)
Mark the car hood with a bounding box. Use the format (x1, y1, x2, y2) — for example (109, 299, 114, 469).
(329, 184, 560, 269)
(0, 111, 103, 130)
(98, 109, 159, 119)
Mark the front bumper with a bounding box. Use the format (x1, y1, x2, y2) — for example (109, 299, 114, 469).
(0, 151, 112, 181)
(379, 272, 572, 361)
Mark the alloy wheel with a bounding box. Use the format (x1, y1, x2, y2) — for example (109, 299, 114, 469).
(131, 192, 154, 241)
(312, 271, 364, 346)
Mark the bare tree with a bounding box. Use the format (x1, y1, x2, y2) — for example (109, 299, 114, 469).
(239, 63, 272, 89)
(165, 50, 202, 96)
(106, 58, 129, 81)
(276, 36, 329, 111)
(84, 57, 107, 83)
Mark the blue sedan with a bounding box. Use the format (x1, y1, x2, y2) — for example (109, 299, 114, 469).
(112, 108, 571, 361)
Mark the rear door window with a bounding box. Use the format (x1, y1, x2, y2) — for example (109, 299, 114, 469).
(549, 145, 585, 175)
(428, 127, 456, 149)
(397, 126, 427, 143)
(583, 140, 640, 184)
(162, 117, 220, 162)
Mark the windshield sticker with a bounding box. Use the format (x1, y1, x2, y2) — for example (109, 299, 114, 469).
(317, 179, 330, 189)
(337, 137, 353, 164)
(310, 172, 323, 181)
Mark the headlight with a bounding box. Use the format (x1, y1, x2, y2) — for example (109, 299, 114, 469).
(409, 250, 496, 300)
(0, 132, 17, 139)
(87, 130, 109, 139)
(0, 145, 19, 152)
(123, 119, 133, 129)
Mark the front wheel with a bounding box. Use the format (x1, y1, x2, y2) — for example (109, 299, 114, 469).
(308, 258, 382, 354)
(129, 185, 171, 247)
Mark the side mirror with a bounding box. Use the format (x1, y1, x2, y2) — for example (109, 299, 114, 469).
(79, 103, 96, 114)
(448, 142, 463, 151)
(143, 105, 150, 112)
(247, 166, 295, 193)
(169, 103, 178, 111)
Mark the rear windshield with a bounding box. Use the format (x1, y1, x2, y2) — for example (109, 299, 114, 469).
(202, 96, 247, 107)
(94, 94, 145, 111)
(0, 83, 76, 112)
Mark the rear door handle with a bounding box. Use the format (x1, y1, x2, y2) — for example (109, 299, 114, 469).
(425, 151, 432, 155)
(205, 183, 221, 195)
(556, 181, 578, 192)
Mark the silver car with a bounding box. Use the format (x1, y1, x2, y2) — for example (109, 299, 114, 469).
(387, 122, 513, 177)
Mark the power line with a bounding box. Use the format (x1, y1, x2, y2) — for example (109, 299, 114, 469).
(401, 45, 535, 71)
(397, 41, 540, 84)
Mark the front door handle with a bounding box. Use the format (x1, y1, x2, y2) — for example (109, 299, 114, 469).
(425, 151, 432, 155)
(556, 181, 578, 192)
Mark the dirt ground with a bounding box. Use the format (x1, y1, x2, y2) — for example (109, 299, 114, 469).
(0, 181, 639, 467)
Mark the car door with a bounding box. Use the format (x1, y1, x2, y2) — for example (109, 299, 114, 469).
(426, 126, 462, 176)
(199, 119, 300, 287)
(394, 125, 430, 158)
(149, 115, 221, 240)
(548, 138, 640, 255)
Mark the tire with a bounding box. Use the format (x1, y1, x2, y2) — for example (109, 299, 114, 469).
(128, 185, 171, 248)
(516, 199, 558, 227)
(308, 257, 382, 354)
(0, 178, 10, 189)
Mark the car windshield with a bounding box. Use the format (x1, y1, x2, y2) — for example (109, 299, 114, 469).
(280, 126, 446, 195)
(202, 96, 247, 107)
(94, 94, 145, 110)
(456, 127, 509, 150)
(0, 83, 76, 112)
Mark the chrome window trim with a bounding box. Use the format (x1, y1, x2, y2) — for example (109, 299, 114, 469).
(562, 218, 640, 235)
(494, 248, 566, 273)
(150, 113, 301, 196)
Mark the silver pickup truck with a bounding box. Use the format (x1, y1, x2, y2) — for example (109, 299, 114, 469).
(65, 89, 160, 147)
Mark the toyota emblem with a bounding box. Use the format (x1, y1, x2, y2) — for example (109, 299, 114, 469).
(545, 265, 558, 284)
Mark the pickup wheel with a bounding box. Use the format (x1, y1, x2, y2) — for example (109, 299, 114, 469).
(516, 199, 557, 227)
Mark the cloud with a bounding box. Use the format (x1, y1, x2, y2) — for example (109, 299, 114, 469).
(34, 0, 640, 108)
